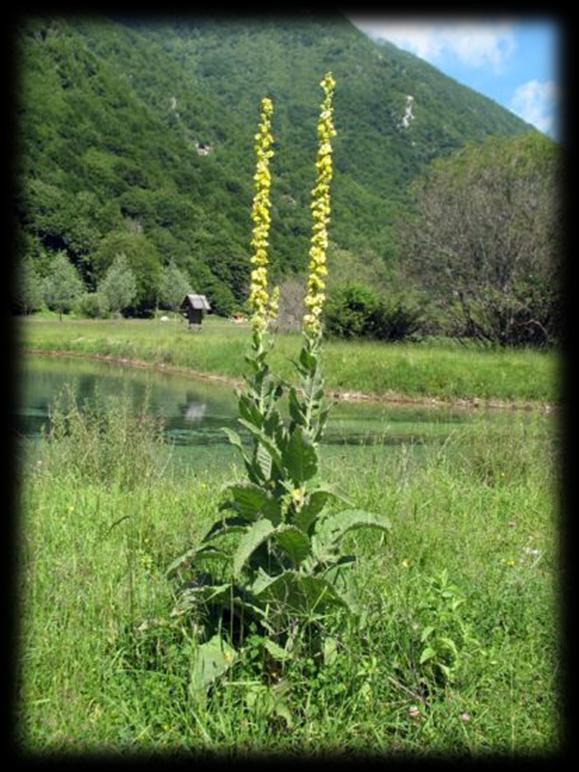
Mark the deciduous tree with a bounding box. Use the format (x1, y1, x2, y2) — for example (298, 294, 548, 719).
(99, 253, 138, 316)
(399, 133, 561, 346)
(42, 251, 84, 319)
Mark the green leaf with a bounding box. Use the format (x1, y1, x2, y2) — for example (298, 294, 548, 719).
(202, 516, 249, 543)
(250, 567, 278, 596)
(439, 664, 455, 681)
(272, 698, 293, 729)
(255, 442, 272, 480)
(323, 636, 339, 666)
(314, 405, 332, 442)
(283, 426, 318, 484)
(318, 554, 357, 578)
(166, 547, 198, 578)
(221, 426, 245, 453)
(273, 525, 312, 566)
(233, 519, 276, 578)
(419, 646, 436, 665)
(221, 482, 280, 521)
(439, 636, 459, 657)
(252, 570, 348, 615)
(263, 638, 291, 662)
(313, 510, 391, 561)
(420, 625, 435, 643)
(238, 418, 283, 468)
(263, 408, 284, 439)
(166, 544, 227, 578)
(189, 634, 237, 698)
(221, 427, 256, 478)
(299, 347, 317, 372)
(171, 582, 231, 617)
(294, 484, 353, 533)
(238, 394, 263, 428)
(288, 387, 306, 426)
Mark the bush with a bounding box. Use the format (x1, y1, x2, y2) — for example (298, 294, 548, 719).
(324, 284, 379, 338)
(367, 292, 423, 341)
(75, 291, 110, 319)
(324, 283, 423, 341)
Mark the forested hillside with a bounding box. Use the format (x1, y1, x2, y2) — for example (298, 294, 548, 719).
(15, 14, 535, 315)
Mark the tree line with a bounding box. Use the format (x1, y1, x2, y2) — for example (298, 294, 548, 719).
(15, 128, 560, 346)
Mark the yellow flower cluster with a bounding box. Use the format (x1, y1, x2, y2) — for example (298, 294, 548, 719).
(303, 72, 337, 336)
(249, 97, 275, 333)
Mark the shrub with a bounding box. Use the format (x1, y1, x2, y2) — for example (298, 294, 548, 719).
(367, 291, 423, 341)
(324, 283, 423, 341)
(75, 291, 110, 319)
(324, 283, 380, 338)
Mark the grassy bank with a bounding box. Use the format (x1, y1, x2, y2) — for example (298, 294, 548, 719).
(16, 394, 559, 755)
(19, 316, 558, 406)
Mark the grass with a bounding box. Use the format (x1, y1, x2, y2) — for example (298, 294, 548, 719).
(16, 389, 560, 755)
(19, 315, 558, 405)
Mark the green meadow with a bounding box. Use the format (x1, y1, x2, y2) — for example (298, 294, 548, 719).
(20, 316, 558, 406)
(16, 385, 559, 755)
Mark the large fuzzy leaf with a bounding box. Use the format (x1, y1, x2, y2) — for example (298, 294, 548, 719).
(255, 442, 272, 480)
(313, 510, 391, 562)
(202, 516, 249, 543)
(293, 484, 353, 534)
(189, 634, 237, 698)
(288, 386, 306, 427)
(233, 518, 276, 578)
(252, 570, 349, 615)
(220, 482, 280, 521)
(238, 418, 283, 468)
(238, 393, 264, 429)
(283, 426, 318, 484)
(221, 426, 246, 455)
(166, 543, 228, 578)
(273, 525, 312, 566)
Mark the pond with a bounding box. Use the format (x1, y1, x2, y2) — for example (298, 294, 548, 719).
(15, 354, 545, 470)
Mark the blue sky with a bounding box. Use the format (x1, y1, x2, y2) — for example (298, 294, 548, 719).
(347, 16, 561, 140)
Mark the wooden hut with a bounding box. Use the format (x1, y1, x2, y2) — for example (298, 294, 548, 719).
(180, 294, 211, 329)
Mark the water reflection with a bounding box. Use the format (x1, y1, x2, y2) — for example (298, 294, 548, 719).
(183, 400, 207, 422)
(15, 354, 518, 450)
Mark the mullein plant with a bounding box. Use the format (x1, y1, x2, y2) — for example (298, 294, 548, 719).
(169, 75, 391, 699)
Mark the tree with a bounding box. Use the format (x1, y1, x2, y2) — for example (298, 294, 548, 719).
(398, 133, 561, 346)
(93, 230, 161, 314)
(15, 256, 44, 314)
(99, 253, 138, 316)
(158, 261, 190, 313)
(42, 251, 84, 319)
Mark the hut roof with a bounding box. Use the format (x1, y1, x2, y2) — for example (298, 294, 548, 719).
(181, 294, 211, 311)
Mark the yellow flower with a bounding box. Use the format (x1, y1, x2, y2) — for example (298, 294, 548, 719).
(249, 97, 275, 333)
(303, 73, 336, 337)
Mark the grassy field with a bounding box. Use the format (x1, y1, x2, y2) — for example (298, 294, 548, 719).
(19, 316, 559, 406)
(16, 392, 559, 755)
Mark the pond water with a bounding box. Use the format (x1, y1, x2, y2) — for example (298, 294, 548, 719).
(15, 354, 539, 467)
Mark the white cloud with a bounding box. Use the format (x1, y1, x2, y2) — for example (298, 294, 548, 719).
(348, 18, 516, 72)
(510, 79, 559, 135)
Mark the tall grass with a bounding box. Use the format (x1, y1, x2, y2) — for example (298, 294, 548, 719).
(20, 316, 558, 405)
(16, 392, 559, 755)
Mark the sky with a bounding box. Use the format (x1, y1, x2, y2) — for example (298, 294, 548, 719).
(347, 16, 561, 140)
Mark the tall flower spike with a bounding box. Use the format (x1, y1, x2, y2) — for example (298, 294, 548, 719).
(303, 72, 336, 338)
(248, 97, 274, 335)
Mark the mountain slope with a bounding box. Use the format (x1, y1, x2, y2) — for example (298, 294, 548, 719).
(15, 14, 535, 314)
